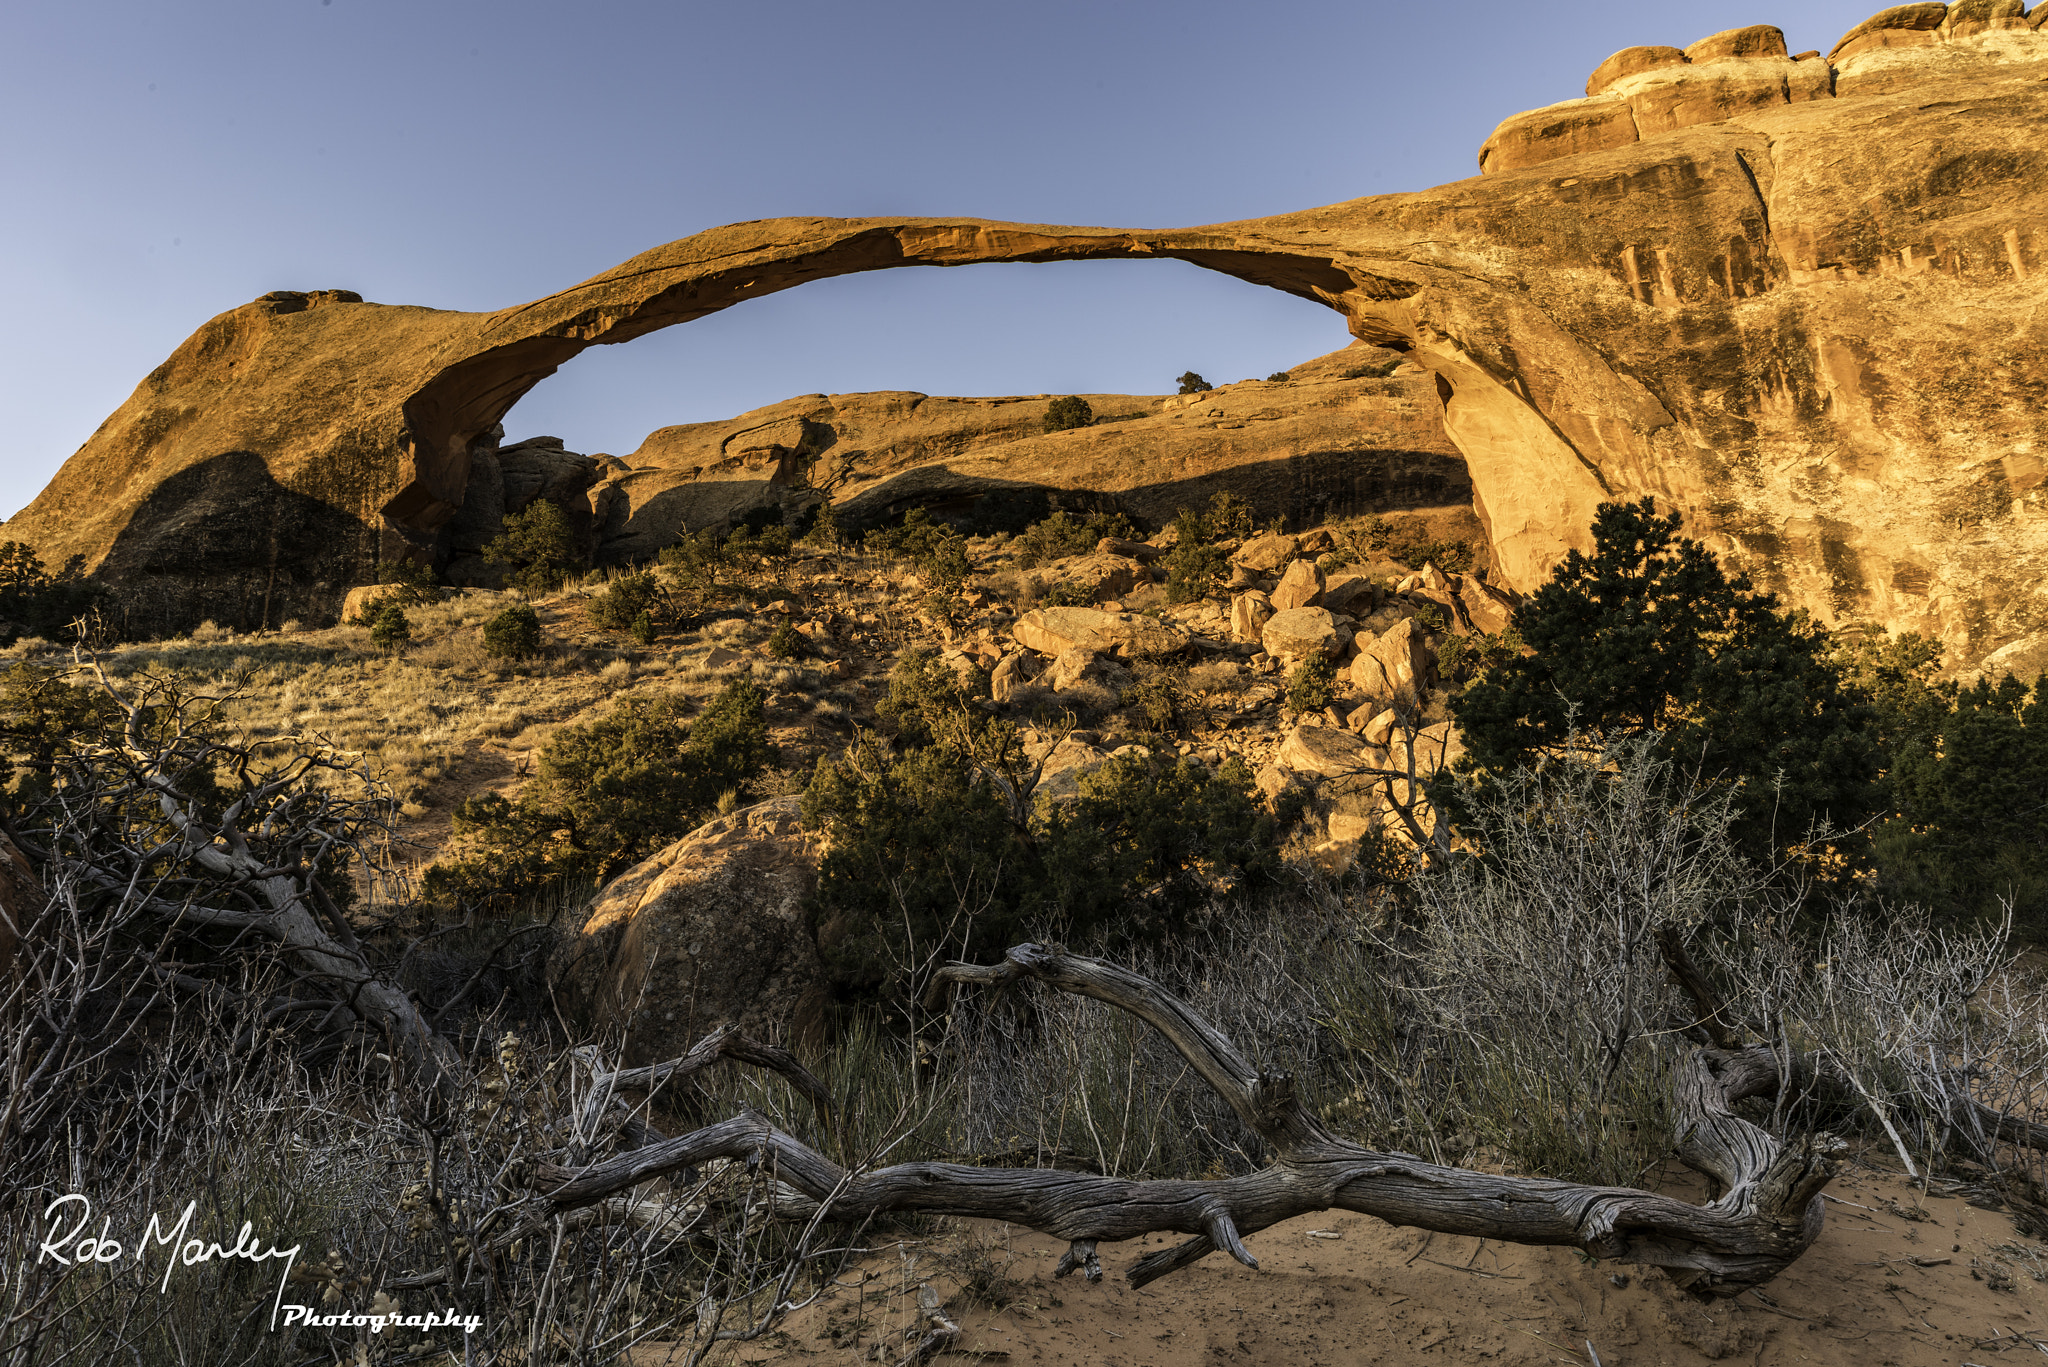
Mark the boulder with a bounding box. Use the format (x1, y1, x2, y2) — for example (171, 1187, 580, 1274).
(1048, 647, 1113, 692)
(990, 651, 1038, 701)
(1683, 25, 1788, 62)
(939, 650, 987, 688)
(1254, 761, 1306, 804)
(1585, 46, 1688, 97)
(1350, 618, 1436, 697)
(1457, 577, 1517, 637)
(1232, 532, 1298, 573)
(1389, 722, 1467, 778)
(340, 585, 402, 625)
(1230, 590, 1275, 644)
(1013, 607, 1190, 659)
(1316, 573, 1375, 615)
(1362, 707, 1399, 746)
(1478, 97, 1637, 175)
(1618, 52, 1833, 137)
(1829, 3, 1949, 61)
(1097, 537, 1162, 563)
(550, 798, 827, 1064)
(1037, 552, 1141, 605)
(1943, 0, 2030, 40)
(1327, 811, 1378, 844)
(1271, 560, 1325, 612)
(1278, 724, 1382, 778)
(1415, 585, 1475, 635)
(1261, 608, 1349, 664)
(1029, 736, 1111, 802)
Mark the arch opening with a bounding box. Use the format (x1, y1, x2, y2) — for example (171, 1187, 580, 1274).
(401, 246, 1509, 593)
(377, 220, 1548, 594)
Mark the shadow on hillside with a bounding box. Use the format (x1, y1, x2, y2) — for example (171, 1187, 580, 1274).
(99, 449, 374, 637)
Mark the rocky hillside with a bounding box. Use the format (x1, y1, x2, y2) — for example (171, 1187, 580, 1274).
(7, 4, 2043, 670)
(432, 341, 1482, 588)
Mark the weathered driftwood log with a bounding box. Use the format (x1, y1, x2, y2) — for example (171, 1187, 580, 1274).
(531, 942, 1843, 1297)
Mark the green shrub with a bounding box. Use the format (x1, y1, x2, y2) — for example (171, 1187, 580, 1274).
(800, 503, 846, 548)
(1120, 661, 1190, 735)
(1176, 371, 1213, 395)
(587, 570, 662, 633)
(1034, 576, 1097, 608)
(1285, 652, 1337, 715)
(803, 731, 1288, 1002)
(630, 610, 657, 646)
(0, 661, 118, 806)
(867, 508, 973, 589)
(1347, 515, 1475, 573)
(920, 534, 972, 593)
(482, 603, 544, 659)
(1266, 371, 1291, 382)
(767, 621, 805, 659)
(428, 680, 776, 900)
(726, 520, 794, 572)
(1013, 509, 1136, 568)
(1173, 490, 1255, 546)
(1869, 665, 2048, 931)
(483, 500, 579, 596)
(1436, 627, 1524, 689)
(866, 508, 951, 560)
(1162, 542, 1228, 604)
(1452, 498, 1879, 861)
(381, 556, 440, 607)
(658, 526, 728, 583)
(1044, 396, 1094, 433)
(369, 603, 412, 651)
(877, 646, 981, 747)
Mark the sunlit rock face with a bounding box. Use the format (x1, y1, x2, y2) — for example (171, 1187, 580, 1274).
(10, 5, 2046, 665)
(590, 341, 1475, 567)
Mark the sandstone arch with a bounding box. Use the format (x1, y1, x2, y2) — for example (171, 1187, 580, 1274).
(10, 6, 2047, 664)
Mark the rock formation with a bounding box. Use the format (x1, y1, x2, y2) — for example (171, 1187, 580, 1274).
(548, 797, 828, 1065)
(593, 340, 1470, 565)
(7, 5, 2045, 665)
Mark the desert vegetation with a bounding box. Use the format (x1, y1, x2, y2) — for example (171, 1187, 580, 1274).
(4, 484, 2048, 1365)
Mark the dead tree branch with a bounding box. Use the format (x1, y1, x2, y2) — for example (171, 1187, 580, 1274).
(530, 942, 1844, 1298)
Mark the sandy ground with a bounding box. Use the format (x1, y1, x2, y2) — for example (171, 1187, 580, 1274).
(631, 1159, 2048, 1367)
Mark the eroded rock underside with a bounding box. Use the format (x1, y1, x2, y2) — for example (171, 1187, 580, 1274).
(8, 4, 2046, 664)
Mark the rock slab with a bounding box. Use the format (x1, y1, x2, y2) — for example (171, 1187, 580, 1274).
(549, 798, 826, 1065)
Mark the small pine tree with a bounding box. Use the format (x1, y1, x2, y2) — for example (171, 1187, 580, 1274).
(1266, 371, 1291, 383)
(1176, 371, 1213, 395)
(369, 602, 412, 652)
(1285, 652, 1338, 716)
(383, 556, 440, 606)
(1043, 396, 1094, 433)
(483, 500, 578, 597)
(482, 603, 543, 660)
(588, 570, 661, 633)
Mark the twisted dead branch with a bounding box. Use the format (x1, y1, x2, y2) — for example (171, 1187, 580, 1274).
(530, 942, 1846, 1297)
(40, 655, 463, 1092)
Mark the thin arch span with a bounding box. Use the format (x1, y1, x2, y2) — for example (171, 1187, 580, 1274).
(387, 218, 1428, 534)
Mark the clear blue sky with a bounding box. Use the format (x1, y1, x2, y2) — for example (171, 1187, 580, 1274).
(0, 0, 1878, 520)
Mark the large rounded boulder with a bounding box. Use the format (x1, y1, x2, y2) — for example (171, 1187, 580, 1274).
(549, 797, 827, 1064)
